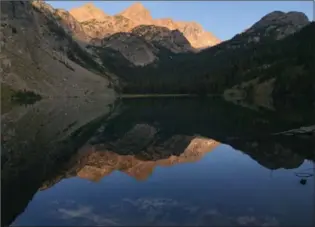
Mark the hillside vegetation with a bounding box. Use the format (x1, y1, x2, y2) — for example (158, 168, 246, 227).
(113, 22, 314, 100)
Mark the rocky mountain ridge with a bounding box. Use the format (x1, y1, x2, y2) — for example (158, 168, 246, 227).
(69, 2, 221, 50)
(108, 9, 313, 104)
(1, 1, 313, 106)
(0, 0, 116, 101)
(29, 1, 200, 66)
(229, 10, 310, 47)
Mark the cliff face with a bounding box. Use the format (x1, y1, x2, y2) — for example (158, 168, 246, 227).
(102, 32, 159, 66)
(79, 16, 136, 42)
(131, 25, 193, 53)
(2, 1, 220, 70)
(0, 1, 115, 98)
(118, 2, 153, 25)
(68, 2, 221, 50)
(175, 21, 221, 50)
(69, 2, 110, 23)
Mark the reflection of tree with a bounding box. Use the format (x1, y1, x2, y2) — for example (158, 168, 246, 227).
(226, 135, 315, 170)
(99, 98, 314, 143)
(95, 98, 314, 170)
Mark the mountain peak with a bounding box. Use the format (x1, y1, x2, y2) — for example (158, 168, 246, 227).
(251, 10, 309, 30)
(129, 2, 146, 11)
(82, 2, 96, 9)
(69, 2, 109, 22)
(118, 2, 152, 24)
(238, 10, 310, 43)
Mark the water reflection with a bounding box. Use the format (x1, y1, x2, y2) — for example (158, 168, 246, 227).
(1, 96, 117, 226)
(2, 97, 314, 226)
(40, 133, 220, 185)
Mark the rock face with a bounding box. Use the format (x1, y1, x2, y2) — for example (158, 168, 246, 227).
(251, 11, 309, 31)
(69, 2, 221, 50)
(69, 2, 109, 23)
(101, 32, 159, 66)
(175, 21, 221, 50)
(118, 2, 153, 25)
(53, 8, 89, 42)
(131, 25, 193, 53)
(11, 1, 219, 67)
(233, 11, 310, 44)
(80, 16, 136, 42)
(0, 0, 115, 97)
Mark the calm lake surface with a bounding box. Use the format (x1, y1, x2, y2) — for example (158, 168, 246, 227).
(2, 97, 314, 226)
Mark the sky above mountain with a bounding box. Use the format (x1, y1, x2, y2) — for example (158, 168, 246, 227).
(49, 1, 313, 41)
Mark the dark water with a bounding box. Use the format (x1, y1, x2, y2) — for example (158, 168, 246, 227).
(2, 97, 315, 226)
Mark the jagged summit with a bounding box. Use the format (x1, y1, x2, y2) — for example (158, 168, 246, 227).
(67, 1, 220, 49)
(69, 2, 109, 22)
(126, 2, 147, 11)
(118, 2, 153, 24)
(83, 2, 96, 8)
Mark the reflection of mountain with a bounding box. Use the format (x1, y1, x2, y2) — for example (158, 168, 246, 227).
(3, 98, 315, 226)
(40, 124, 220, 186)
(227, 136, 315, 170)
(90, 98, 315, 171)
(79, 135, 220, 182)
(40, 119, 314, 191)
(1, 97, 116, 227)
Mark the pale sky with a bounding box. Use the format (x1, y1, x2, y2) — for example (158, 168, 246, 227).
(48, 1, 314, 41)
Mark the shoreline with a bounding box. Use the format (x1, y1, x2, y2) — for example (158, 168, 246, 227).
(120, 94, 220, 98)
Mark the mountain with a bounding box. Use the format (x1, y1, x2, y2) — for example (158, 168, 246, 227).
(2, 1, 313, 108)
(69, 2, 110, 23)
(68, 2, 220, 50)
(0, 0, 116, 109)
(131, 25, 193, 53)
(0, 0, 219, 90)
(118, 2, 153, 25)
(98, 32, 159, 66)
(175, 21, 220, 50)
(85, 24, 193, 66)
(111, 10, 313, 106)
(230, 11, 310, 47)
(119, 2, 220, 49)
